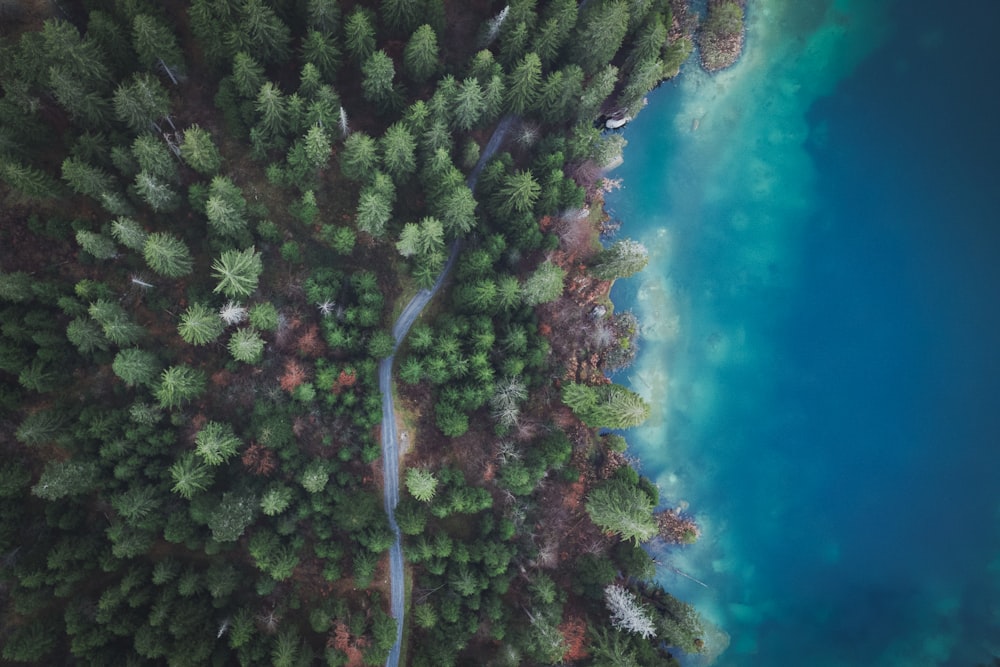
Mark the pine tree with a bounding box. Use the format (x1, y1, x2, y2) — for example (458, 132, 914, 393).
(496, 169, 541, 217)
(403, 24, 440, 83)
(578, 64, 619, 122)
(169, 452, 213, 499)
(604, 584, 657, 638)
(67, 317, 109, 354)
(538, 66, 584, 124)
(405, 468, 438, 501)
(361, 50, 402, 113)
(143, 232, 193, 278)
(589, 239, 649, 280)
(76, 230, 117, 260)
(381, 0, 421, 34)
(89, 298, 145, 346)
(340, 131, 379, 180)
(587, 481, 657, 545)
(61, 157, 114, 200)
(452, 78, 486, 131)
(0, 159, 61, 199)
(380, 122, 417, 179)
(212, 247, 263, 298)
(180, 125, 223, 175)
(504, 52, 542, 115)
(114, 73, 170, 133)
(132, 134, 177, 182)
(572, 0, 631, 73)
(195, 421, 242, 465)
(255, 81, 289, 141)
(178, 302, 225, 345)
(522, 260, 565, 305)
(110, 217, 147, 251)
(301, 30, 341, 80)
(303, 125, 332, 169)
(132, 14, 184, 75)
(260, 484, 293, 516)
(228, 327, 265, 363)
(208, 492, 257, 542)
(112, 348, 160, 387)
(205, 176, 250, 239)
(155, 365, 206, 408)
(344, 9, 376, 63)
(306, 0, 341, 32)
(226, 0, 292, 65)
(232, 52, 265, 98)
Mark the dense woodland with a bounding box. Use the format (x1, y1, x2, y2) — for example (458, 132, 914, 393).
(0, 0, 712, 664)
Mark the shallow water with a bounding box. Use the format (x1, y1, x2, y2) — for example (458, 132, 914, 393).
(606, 0, 1000, 664)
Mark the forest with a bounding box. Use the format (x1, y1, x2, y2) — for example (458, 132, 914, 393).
(0, 0, 715, 664)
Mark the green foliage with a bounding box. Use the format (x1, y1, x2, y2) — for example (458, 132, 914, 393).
(698, 1, 745, 72)
(32, 460, 99, 500)
(155, 364, 207, 408)
(344, 8, 376, 62)
(180, 125, 223, 175)
(361, 50, 402, 113)
(110, 216, 147, 251)
(505, 52, 542, 115)
(249, 302, 279, 330)
(261, 484, 293, 516)
(380, 122, 417, 179)
(590, 238, 650, 280)
(143, 232, 193, 278)
(178, 302, 225, 345)
(228, 327, 265, 363)
(561, 381, 651, 428)
(572, 0, 631, 73)
(340, 131, 379, 180)
(586, 479, 657, 544)
(89, 298, 145, 346)
(496, 169, 541, 217)
(170, 452, 214, 499)
(522, 260, 565, 306)
(208, 492, 258, 542)
(114, 73, 170, 133)
(112, 348, 160, 387)
(212, 247, 263, 298)
(404, 24, 440, 82)
(405, 468, 438, 502)
(195, 421, 242, 466)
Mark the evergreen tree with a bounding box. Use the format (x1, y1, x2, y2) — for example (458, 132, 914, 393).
(89, 298, 145, 346)
(205, 176, 250, 239)
(504, 52, 542, 115)
(134, 171, 179, 211)
(110, 216, 147, 251)
(232, 51, 265, 98)
(306, 0, 341, 32)
(228, 327, 264, 363)
(132, 14, 184, 75)
(114, 73, 170, 133)
(589, 239, 649, 280)
(344, 9, 376, 63)
(226, 0, 292, 65)
(452, 78, 486, 131)
(143, 232, 193, 278)
(381, 0, 421, 33)
(405, 468, 438, 501)
(132, 134, 177, 182)
(538, 66, 584, 124)
(76, 230, 117, 260)
(255, 81, 289, 141)
(572, 0, 631, 73)
(155, 365, 207, 408)
(195, 421, 242, 465)
(301, 30, 341, 80)
(604, 584, 657, 638)
(496, 169, 541, 217)
(340, 131, 379, 180)
(112, 348, 160, 387)
(169, 452, 213, 499)
(303, 125, 332, 169)
(212, 247, 262, 298)
(61, 157, 115, 200)
(0, 159, 61, 199)
(67, 317, 109, 354)
(403, 24, 440, 83)
(178, 302, 225, 345)
(180, 125, 223, 175)
(380, 122, 417, 179)
(208, 492, 258, 542)
(361, 50, 402, 113)
(522, 260, 565, 305)
(587, 480, 657, 545)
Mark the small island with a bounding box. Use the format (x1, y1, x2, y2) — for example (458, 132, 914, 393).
(697, 0, 747, 72)
(0, 1, 713, 665)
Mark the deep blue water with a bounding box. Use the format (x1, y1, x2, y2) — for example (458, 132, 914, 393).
(607, 1, 1000, 665)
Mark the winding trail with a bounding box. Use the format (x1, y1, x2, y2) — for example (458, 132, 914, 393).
(380, 116, 515, 667)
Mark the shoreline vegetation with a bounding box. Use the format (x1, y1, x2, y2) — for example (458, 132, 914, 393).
(696, 0, 747, 72)
(0, 0, 717, 665)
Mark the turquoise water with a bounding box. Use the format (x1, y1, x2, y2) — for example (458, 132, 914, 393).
(607, 1, 1000, 665)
